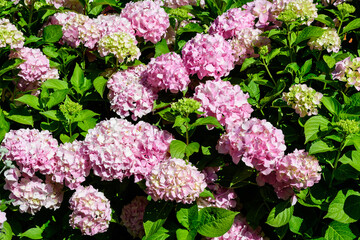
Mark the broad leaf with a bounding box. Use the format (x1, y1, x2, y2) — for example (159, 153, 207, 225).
(343, 18, 360, 34)
(309, 140, 336, 155)
(154, 39, 170, 57)
(170, 140, 187, 159)
(143, 201, 173, 237)
(304, 116, 331, 143)
(321, 97, 341, 116)
(43, 25, 63, 43)
(176, 203, 199, 230)
(266, 201, 294, 227)
(18, 227, 43, 239)
(324, 221, 356, 240)
(15, 95, 41, 110)
(42, 79, 68, 90)
(93, 76, 108, 98)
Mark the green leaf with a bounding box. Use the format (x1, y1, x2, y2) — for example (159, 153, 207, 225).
(42, 46, 58, 58)
(240, 57, 256, 72)
(343, 18, 360, 34)
(15, 95, 41, 110)
(201, 146, 211, 155)
(315, 14, 335, 28)
(42, 79, 68, 90)
(143, 227, 170, 240)
(339, 151, 360, 172)
(190, 116, 223, 130)
(350, 92, 360, 107)
(0, 109, 10, 142)
(170, 140, 187, 159)
(324, 221, 356, 240)
(334, 164, 359, 181)
(300, 59, 313, 76)
(259, 80, 286, 106)
(266, 201, 294, 227)
(18, 227, 43, 239)
(91, 0, 117, 7)
(289, 215, 304, 235)
(309, 140, 336, 154)
(304, 116, 331, 143)
(0, 222, 14, 240)
(295, 26, 325, 44)
(177, 22, 204, 35)
(0, 58, 24, 77)
(6, 108, 33, 126)
(40, 110, 64, 121)
(158, 108, 176, 122)
(324, 189, 360, 223)
(154, 39, 170, 58)
(176, 228, 197, 240)
(176, 203, 199, 230)
(78, 118, 97, 132)
(230, 167, 254, 188)
(47, 90, 69, 109)
(71, 63, 91, 96)
(73, 110, 99, 122)
(323, 55, 336, 69)
(40, 121, 59, 132)
(185, 142, 200, 157)
(143, 201, 173, 237)
(321, 97, 341, 116)
(93, 76, 108, 98)
(197, 207, 238, 238)
(199, 189, 215, 199)
(43, 25, 63, 43)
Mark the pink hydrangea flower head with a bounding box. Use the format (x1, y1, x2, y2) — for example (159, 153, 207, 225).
(322, 0, 347, 6)
(1, 129, 58, 177)
(332, 57, 360, 91)
(217, 118, 286, 175)
(0, 211, 6, 229)
(4, 168, 63, 215)
(308, 27, 341, 53)
(197, 184, 237, 210)
(94, 14, 135, 39)
(193, 79, 253, 129)
(143, 52, 190, 93)
(120, 0, 169, 43)
(182, 34, 235, 80)
(244, 0, 275, 28)
(98, 32, 140, 63)
(210, 216, 265, 240)
(9, 47, 59, 92)
(282, 84, 323, 117)
(146, 158, 207, 204)
(230, 28, 271, 65)
(209, 8, 255, 39)
(164, 0, 204, 8)
(107, 65, 157, 120)
(0, 18, 24, 49)
(52, 140, 91, 190)
(69, 185, 111, 236)
(120, 196, 148, 238)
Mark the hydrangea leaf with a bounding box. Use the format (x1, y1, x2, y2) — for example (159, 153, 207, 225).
(324, 221, 356, 240)
(143, 201, 173, 237)
(266, 201, 294, 227)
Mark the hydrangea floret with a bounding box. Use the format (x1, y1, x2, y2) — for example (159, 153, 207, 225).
(308, 27, 341, 53)
(94, 14, 135, 39)
(146, 158, 207, 204)
(332, 57, 360, 91)
(164, 0, 204, 8)
(0, 18, 24, 49)
(143, 52, 190, 93)
(98, 32, 140, 63)
(335, 119, 360, 135)
(59, 96, 82, 120)
(182, 34, 235, 80)
(244, 0, 275, 28)
(120, 0, 169, 43)
(107, 65, 157, 120)
(0, 211, 6, 229)
(282, 84, 323, 117)
(279, 0, 318, 25)
(171, 98, 201, 116)
(193, 79, 253, 129)
(120, 196, 148, 238)
(69, 185, 111, 236)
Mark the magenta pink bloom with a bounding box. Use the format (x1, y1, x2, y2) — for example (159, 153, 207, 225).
(193, 79, 253, 129)
(120, 0, 169, 43)
(4, 168, 63, 215)
(197, 184, 237, 210)
(94, 14, 135, 39)
(0, 211, 6, 229)
(1, 129, 58, 177)
(52, 140, 91, 190)
(217, 118, 286, 175)
(244, 0, 276, 28)
(208, 8, 255, 39)
(120, 196, 148, 238)
(182, 34, 235, 80)
(69, 185, 111, 236)
(107, 65, 157, 120)
(146, 158, 207, 204)
(143, 52, 190, 93)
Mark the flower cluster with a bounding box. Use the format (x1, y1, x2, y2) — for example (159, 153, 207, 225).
(280, 0, 318, 25)
(120, 196, 148, 238)
(164, 0, 204, 8)
(230, 28, 271, 64)
(197, 184, 237, 210)
(98, 32, 140, 63)
(9, 47, 59, 92)
(321, 0, 347, 6)
(107, 65, 157, 120)
(146, 158, 206, 204)
(217, 118, 286, 175)
(0, 18, 24, 49)
(308, 28, 341, 53)
(211, 216, 265, 240)
(171, 98, 201, 116)
(332, 57, 360, 91)
(84, 118, 173, 182)
(1, 129, 58, 177)
(143, 52, 190, 93)
(69, 185, 111, 236)
(120, 0, 169, 43)
(182, 34, 235, 80)
(335, 119, 360, 135)
(193, 79, 253, 129)
(244, 0, 276, 28)
(94, 14, 135, 39)
(0, 211, 6, 229)
(52, 141, 91, 190)
(258, 149, 321, 202)
(4, 168, 63, 215)
(282, 84, 323, 117)
(208, 8, 255, 39)
(46, 0, 84, 11)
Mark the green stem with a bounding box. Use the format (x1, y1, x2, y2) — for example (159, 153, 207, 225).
(329, 140, 345, 188)
(262, 59, 276, 85)
(27, 1, 34, 34)
(69, 120, 72, 138)
(337, 20, 343, 35)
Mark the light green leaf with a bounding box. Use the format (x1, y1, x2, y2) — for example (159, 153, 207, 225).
(309, 140, 336, 154)
(199, 189, 215, 199)
(323, 55, 336, 69)
(143, 201, 173, 237)
(295, 26, 325, 44)
(304, 116, 331, 143)
(266, 201, 294, 227)
(154, 39, 170, 58)
(0, 109, 10, 142)
(15, 95, 41, 110)
(0, 222, 13, 240)
(42, 79, 68, 90)
(176, 203, 199, 230)
(93, 76, 108, 98)
(40, 110, 64, 121)
(91, 0, 117, 7)
(324, 221, 356, 240)
(73, 110, 99, 122)
(343, 18, 360, 34)
(190, 116, 223, 130)
(47, 90, 69, 109)
(18, 227, 43, 239)
(240, 57, 256, 72)
(6, 108, 33, 127)
(42, 46, 58, 58)
(177, 22, 204, 35)
(43, 25, 63, 43)
(321, 97, 341, 116)
(185, 142, 200, 157)
(170, 140, 187, 159)
(71, 63, 91, 95)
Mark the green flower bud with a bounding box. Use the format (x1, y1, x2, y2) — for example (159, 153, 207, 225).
(171, 98, 201, 116)
(337, 3, 356, 15)
(335, 119, 360, 135)
(59, 97, 82, 120)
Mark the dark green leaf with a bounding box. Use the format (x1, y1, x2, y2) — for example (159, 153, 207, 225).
(300, 59, 313, 76)
(43, 25, 63, 43)
(0, 58, 24, 77)
(6, 108, 33, 126)
(47, 89, 69, 109)
(315, 14, 335, 28)
(0, 109, 10, 142)
(321, 97, 341, 116)
(295, 26, 325, 44)
(266, 201, 294, 227)
(143, 201, 174, 237)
